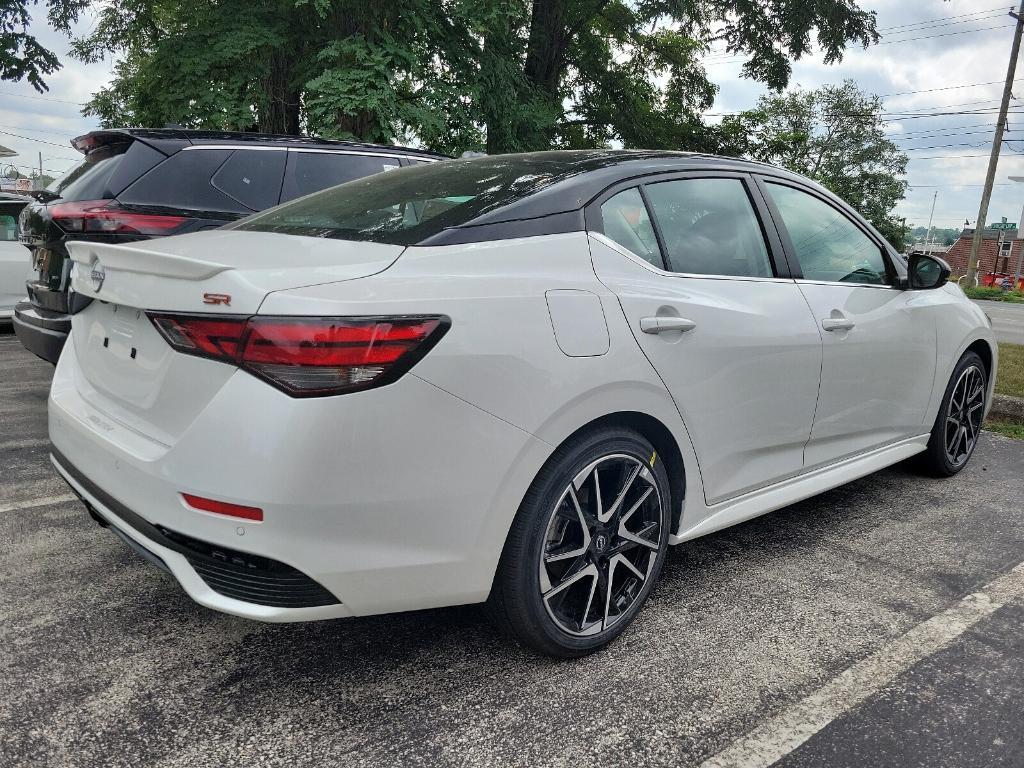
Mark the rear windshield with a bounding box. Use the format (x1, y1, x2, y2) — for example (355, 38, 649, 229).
(230, 155, 573, 245)
(47, 142, 130, 201)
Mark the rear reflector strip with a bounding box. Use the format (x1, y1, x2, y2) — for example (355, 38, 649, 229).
(182, 493, 264, 522)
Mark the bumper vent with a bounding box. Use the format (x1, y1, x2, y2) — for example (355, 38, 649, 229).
(51, 449, 340, 610)
(158, 527, 338, 608)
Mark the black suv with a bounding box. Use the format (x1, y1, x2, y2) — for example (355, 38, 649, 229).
(14, 129, 444, 363)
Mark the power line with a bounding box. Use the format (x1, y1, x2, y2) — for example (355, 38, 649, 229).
(877, 5, 1014, 32)
(0, 89, 84, 105)
(879, 78, 1024, 98)
(876, 24, 1011, 45)
(0, 123, 78, 138)
(0, 129, 76, 154)
(880, 12, 1009, 36)
(703, 20, 1013, 66)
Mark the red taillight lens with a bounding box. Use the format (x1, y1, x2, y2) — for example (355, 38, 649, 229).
(51, 199, 189, 235)
(182, 493, 263, 522)
(147, 313, 449, 397)
(149, 314, 248, 361)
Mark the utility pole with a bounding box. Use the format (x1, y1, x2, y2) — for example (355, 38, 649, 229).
(967, 0, 1024, 284)
(924, 191, 937, 255)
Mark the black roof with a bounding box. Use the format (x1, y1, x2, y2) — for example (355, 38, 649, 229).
(427, 149, 816, 228)
(71, 128, 446, 160)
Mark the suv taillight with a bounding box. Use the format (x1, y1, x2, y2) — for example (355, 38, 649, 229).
(51, 199, 189, 235)
(147, 314, 450, 397)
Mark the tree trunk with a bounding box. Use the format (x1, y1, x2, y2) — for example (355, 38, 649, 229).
(258, 50, 301, 135)
(485, 0, 608, 153)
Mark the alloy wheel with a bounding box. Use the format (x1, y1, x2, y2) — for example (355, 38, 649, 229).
(538, 453, 665, 637)
(944, 364, 985, 467)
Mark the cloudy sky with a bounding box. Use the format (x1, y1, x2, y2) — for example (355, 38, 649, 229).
(1, 0, 1023, 233)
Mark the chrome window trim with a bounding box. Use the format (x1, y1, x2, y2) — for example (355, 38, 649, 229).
(795, 278, 900, 291)
(590, 232, 795, 284)
(180, 145, 436, 161)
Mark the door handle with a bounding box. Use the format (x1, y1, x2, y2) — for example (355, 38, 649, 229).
(821, 317, 855, 332)
(640, 316, 697, 334)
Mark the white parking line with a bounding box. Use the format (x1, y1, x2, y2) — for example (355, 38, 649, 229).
(0, 494, 77, 514)
(699, 562, 1024, 768)
(0, 437, 51, 450)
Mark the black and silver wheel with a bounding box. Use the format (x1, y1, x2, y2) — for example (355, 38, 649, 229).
(920, 351, 987, 477)
(489, 427, 671, 657)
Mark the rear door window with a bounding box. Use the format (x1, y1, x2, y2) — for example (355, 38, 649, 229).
(280, 152, 403, 202)
(211, 149, 287, 211)
(119, 149, 250, 216)
(644, 177, 773, 277)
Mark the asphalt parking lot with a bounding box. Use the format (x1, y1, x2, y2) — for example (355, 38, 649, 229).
(3, 326, 1024, 768)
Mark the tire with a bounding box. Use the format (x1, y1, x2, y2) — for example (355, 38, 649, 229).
(488, 426, 672, 658)
(919, 351, 987, 477)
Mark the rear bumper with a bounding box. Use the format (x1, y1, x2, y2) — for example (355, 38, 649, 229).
(13, 300, 69, 363)
(48, 346, 551, 620)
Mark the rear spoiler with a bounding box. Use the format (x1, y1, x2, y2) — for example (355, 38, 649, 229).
(67, 241, 232, 281)
(70, 129, 188, 157)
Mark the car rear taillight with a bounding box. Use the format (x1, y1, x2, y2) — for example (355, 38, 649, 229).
(147, 314, 450, 397)
(51, 199, 189, 235)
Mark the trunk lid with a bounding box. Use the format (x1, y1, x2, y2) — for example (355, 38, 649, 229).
(64, 230, 405, 444)
(67, 229, 405, 312)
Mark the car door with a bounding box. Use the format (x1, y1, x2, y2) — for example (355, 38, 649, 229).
(757, 178, 937, 467)
(588, 173, 823, 505)
(0, 202, 29, 313)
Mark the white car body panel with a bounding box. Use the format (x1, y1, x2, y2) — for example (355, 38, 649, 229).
(46, 159, 998, 626)
(589, 234, 822, 504)
(796, 281, 938, 467)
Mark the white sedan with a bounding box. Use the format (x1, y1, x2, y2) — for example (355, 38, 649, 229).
(48, 151, 996, 657)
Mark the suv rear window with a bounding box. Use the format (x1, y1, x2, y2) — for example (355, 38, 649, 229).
(46, 143, 130, 201)
(232, 155, 569, 245)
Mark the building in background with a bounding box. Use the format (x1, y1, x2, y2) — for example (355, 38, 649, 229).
(944, 225, 1020, 277)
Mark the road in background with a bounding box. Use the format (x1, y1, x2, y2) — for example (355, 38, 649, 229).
(975, 300, 1024, 345)
(2, 329, 1024, 768)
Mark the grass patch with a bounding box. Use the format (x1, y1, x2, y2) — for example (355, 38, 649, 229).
(984, 419, 1024, 440)
(996, 343, 1024, 398)
(965, 286, 1024, 303)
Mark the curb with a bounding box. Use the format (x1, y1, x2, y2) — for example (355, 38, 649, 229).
(989, 393, 1024, 422)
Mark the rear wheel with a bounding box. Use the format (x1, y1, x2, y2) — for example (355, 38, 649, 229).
(919, 351, 987, 477)
(488, 427, 671, 657)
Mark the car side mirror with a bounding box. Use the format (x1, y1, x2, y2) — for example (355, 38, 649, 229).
(907, 253, 951, 290)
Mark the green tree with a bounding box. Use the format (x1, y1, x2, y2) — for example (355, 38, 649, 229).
(722, 80, 908, 248)
(72, 0, 472, 143)
(1, 0, 89, 91)
(473, 0, 878, 154)
(5, 0, 881, 154)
